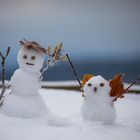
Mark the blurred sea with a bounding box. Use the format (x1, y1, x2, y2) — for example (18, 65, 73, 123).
(1, 60, 139, 83)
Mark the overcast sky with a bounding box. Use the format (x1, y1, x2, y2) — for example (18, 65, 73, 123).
(0, 0, 140, 63)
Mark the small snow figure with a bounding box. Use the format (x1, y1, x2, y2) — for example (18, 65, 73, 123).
(0, 40, 50, 118)
(81, 74, 124, 124)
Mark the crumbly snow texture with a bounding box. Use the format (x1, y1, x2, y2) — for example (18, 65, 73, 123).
(0, 92, 48, 118)
(81, 75, 116, 123)
(0, 89, 140, 140)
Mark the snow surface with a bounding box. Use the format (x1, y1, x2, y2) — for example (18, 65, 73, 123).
(0, 89, 140, 140)
(41, 81, 140, 90)
(1, 81, 140, 92)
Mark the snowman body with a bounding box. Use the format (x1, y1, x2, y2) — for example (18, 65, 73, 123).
(81, 75, 116, 123)
(1, 45, 49, 118)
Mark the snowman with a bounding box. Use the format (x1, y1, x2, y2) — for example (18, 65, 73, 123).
(81, 74, 124, 124)
(0, 40, 50, 118)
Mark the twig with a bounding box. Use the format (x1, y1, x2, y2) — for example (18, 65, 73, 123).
(66, 53, 83, 90)
(113, 75, 140, 102)
(0, 47, 10, 102)
(40, 43, 66, 79)
(39, 59, 53, 79)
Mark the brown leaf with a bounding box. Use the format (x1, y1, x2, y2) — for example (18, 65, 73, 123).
(109, 74, 124, 97)
(53, 43, 63, 61)
(19, 39, 47, 54)
(82, 74, 93, 87)
(47, 46, 51, 56)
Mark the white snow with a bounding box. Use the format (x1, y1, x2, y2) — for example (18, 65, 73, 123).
(41, 80, 80, 87)
(1, 81, 140, 92)
(41, 81, 140, 91)
(0, 88, 140, 140)
(10, 69, 41, 96)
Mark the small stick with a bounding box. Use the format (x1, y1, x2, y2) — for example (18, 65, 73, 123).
(66, 53, 83, 90)
(40, 43, 63, 79)
(0, 47, 10, 101)
(40, 63, 50, 79)
(113, 75, 140, 102)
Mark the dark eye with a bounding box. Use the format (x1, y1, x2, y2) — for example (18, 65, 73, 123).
(31, 56, 36, 60)
(100, 83, 105, 87)
(23, 55, 27, 59)
(88, 83, 92, 87)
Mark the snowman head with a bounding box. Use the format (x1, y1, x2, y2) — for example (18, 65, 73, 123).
(83, 75, 110, 98)
(82, 74, 124, 99)
(17, 40, 47, 73)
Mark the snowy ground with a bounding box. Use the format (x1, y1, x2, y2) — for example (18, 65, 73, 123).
(0, 89, 140, 140)
(1, 81, 140, 92)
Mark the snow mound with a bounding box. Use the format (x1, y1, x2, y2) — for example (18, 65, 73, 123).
(0, 89, 140, 140)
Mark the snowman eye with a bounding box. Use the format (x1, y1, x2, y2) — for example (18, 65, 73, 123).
(23, 55, 27, 59)
(88, 83, 92, 87)
(100, 83, 105, 87)
(31, 56, 36, 60)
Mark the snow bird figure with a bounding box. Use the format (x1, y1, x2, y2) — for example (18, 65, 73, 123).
(81, 74, 140, 123)
(81, 74, 117, 123)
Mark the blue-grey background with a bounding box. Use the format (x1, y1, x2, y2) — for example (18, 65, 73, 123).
(0, 0, 140, 82)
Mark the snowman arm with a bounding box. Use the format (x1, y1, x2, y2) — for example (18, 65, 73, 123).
(39, 59, 57, 79)
(0, 47, 11, 102)
(39, 64, 50, 79)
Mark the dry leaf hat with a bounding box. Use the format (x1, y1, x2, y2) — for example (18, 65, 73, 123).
(20, 39, 47, 54)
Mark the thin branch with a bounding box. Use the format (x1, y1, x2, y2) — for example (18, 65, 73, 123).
(113, 75, 140, 102)
(40, 43, 66, 79)
(5, 47, 10, 57)
(0, 47, 11, 102)
(0, 51, 4, 59)
(40, 61, 50, 79)
(66, 53, 83, 91)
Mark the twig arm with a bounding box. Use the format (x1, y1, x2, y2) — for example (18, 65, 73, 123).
(66, 53, 83, 90)
(39, 43, 66, 79)
(0, 47, 10, 101)
(113, 75, 140, 102)
(40, 64, 50, 79)
(0, 51, 4, 58)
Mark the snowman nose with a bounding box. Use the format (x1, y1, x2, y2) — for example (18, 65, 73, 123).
(94, 87, 97, 92)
